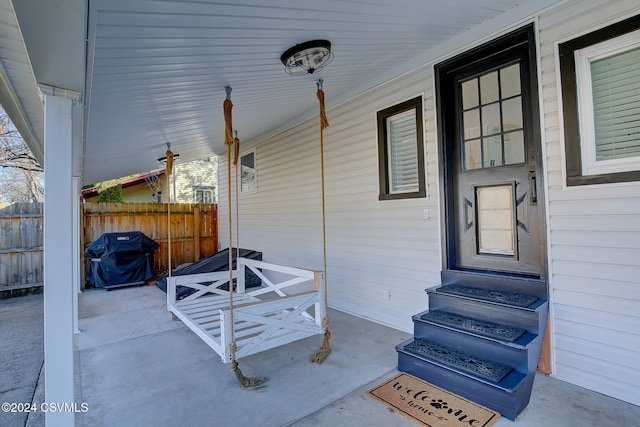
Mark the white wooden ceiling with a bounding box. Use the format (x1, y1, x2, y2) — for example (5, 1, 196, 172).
(7, 0, 562, 183)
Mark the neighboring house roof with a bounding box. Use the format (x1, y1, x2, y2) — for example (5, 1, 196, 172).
(81, 169, 165, 199)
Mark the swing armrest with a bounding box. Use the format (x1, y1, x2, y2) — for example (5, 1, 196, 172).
(166, 270, 238, 308)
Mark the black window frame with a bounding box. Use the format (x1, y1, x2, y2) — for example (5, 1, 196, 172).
(377, 96, 426, 200)
(240, 150, 257, 194)
(559, 14, 640, 186)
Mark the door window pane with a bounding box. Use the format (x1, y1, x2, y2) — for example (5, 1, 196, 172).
(500, 63, 521, 98)
(476, 185, 514, 255)
(482, 103, 501, 136)
(504, 131, 525, 164)
(462, 79, 479, 109)
(463, 109, 481, 139)
(502, 97, 523, 131)
(483, 135, 503, 167)
(480, 71, 499, 104)
(464, 139, 482, 170)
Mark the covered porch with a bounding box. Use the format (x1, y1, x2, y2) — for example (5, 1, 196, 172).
(4, 286, 636, 426)
(76, 286, 640, 426)
(2, 0, 640, 425)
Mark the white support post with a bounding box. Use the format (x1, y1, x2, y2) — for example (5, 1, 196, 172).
(72, 176, 81, 334)
(41, 85, 80, 427)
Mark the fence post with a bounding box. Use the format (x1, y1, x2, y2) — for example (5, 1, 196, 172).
(194, 204, 200, 261)
(213, 204, 219, 252)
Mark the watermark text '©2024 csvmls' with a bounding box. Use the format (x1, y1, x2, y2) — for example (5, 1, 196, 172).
(2, 402, 89, 414)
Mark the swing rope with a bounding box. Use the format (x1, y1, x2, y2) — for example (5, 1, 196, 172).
(310, 79, 331, 364)
(224, 87, 268, 390)
(234, 130, 240, 262)
(165, 144, 174, 277)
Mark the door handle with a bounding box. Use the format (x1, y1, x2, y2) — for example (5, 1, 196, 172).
(528, 170, 537, 204)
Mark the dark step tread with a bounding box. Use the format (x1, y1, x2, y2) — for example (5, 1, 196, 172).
(400, 338, 513, 383)
(441, 270, 548, 300)
(419, 310, 525, 342)
(435, 284, 538, 308)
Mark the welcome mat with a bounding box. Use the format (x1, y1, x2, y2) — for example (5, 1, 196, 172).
(366, 373, 500, 427)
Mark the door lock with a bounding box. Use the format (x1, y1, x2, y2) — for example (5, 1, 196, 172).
(528, 170, 537, 204)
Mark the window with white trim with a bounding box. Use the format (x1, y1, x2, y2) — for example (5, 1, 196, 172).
(560, 15, 640, 185)
(377, 96, 426, 200)
(193, 186, 215, 204)
(576, 31, 640, 175)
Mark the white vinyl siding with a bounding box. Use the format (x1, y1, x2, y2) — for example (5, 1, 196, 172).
(540, 0, 640, 406)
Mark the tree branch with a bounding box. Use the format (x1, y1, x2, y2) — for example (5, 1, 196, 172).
(0, 164, 44, 172)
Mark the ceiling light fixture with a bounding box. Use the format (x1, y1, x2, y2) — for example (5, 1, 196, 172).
(280, 40, 333, 76)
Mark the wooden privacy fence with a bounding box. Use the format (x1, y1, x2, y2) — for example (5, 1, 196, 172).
(82, 202, 218, 283)
(0, 203, 44, 293)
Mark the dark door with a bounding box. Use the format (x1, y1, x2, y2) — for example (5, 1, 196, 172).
(438, 26, 545, 278)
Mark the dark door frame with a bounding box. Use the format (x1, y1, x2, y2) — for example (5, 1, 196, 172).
(435, 24, 548, 286)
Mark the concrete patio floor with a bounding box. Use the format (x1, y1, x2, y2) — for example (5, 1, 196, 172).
(0, 293, 44, 427)
(3, 286, 639, 426)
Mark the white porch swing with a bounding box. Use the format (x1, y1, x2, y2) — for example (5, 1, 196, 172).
(167, 42, 334, 389)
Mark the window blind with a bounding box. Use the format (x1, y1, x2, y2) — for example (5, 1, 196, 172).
(387, 110, 418, 193)
(591, 45, 640, 161)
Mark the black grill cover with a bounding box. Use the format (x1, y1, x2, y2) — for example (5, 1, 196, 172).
(156, 248, 262, 299)
(85, 232, 159, 288)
